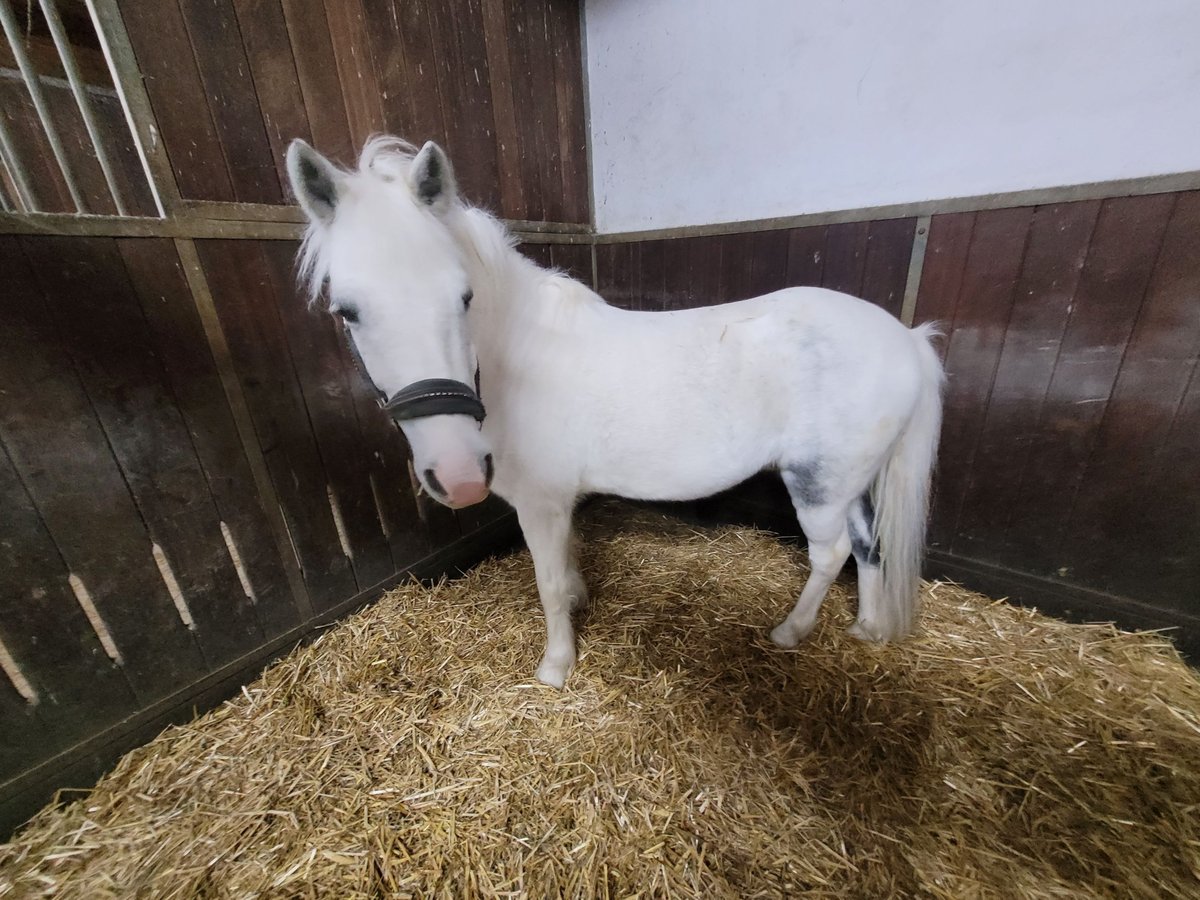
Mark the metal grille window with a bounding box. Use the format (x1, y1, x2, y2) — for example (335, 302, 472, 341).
(0, 0, 158, 216)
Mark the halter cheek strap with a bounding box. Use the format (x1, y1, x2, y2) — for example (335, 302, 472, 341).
(381, 378, 486, 423)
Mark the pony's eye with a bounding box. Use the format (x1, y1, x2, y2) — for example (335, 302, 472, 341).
(462, 289, 474, 309)
(333, 305, 359, 325)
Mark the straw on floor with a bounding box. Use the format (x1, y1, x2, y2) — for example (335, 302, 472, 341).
(2, 501, 1198, 899)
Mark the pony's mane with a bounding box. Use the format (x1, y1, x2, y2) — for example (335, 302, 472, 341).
(296, 136, 420, 303)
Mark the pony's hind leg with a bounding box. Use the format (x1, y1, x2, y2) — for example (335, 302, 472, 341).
(769, 480, 853, 648)
(515, 499, 586, 688)
(845, 492, 888, 641)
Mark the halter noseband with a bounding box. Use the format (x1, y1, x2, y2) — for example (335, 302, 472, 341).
(380, 377, 486, 423)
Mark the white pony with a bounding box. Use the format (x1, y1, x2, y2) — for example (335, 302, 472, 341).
(286, 137, 944, 688)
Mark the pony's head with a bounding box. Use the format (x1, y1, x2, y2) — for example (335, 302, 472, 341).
(286, 137, 492, 509)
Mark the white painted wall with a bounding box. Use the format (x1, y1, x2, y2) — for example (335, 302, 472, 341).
(585, 0, 1200, 233)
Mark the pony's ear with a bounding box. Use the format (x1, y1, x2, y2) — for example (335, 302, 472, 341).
(286, 139, 341, 224)
(409, 141, 457, 211)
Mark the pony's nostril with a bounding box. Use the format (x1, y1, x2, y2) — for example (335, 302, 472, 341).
(424, 468, 446, 498)
(483, 454, 494, 486)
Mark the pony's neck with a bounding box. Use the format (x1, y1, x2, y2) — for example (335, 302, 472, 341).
(446, 206, 551, 354)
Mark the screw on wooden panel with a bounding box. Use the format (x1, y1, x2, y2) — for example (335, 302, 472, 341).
(219, 521, 258, 605)
(368, 473, 391, 539)
(0, 630, 38, 704)
(326, 484, 354, 560)
(68, 573, 123, 664)
(151, 543, 195, 630)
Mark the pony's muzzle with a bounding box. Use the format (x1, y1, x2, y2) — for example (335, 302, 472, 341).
(425, 453, 494, 508)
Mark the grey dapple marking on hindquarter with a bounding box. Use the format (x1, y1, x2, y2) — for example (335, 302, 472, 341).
(782, 461, 825, 507)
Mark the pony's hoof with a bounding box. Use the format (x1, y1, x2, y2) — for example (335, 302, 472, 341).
(848, 620, 886, 642)
(535, 656, 573, 689)
(769, 622, 807, 649)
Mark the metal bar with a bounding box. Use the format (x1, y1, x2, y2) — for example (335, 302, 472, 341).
(0, 111, 37, 211)
(593, 169, 1200, 244)
(899, 215, 931, 327)
(85, 0, 177, 216)
(39, 0, 127, 215)
(173, 238, 316, 622)
(0, 0, 88, 212)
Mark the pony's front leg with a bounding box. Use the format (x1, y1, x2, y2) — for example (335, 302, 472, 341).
(516, 501, 583, 688)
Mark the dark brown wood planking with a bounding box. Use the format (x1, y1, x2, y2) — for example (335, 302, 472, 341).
(196, 240, 358, 611)
(548, 0, 589, 224)
(0, 438, 136, 778)
(427, 0, 502, 211)
(279, 0, 357, 167)
(259, 242, 394, 590)
(1002, 194, 1173, 577)
(926, 206, 1033, 552)
(861, 218, 917, 318)
(820, 221, 871, 297)
(0, 237, 208, 698)
(22, 236, 266, 668)
(117, 239, 302, 637)
(359, 0, 417, 144)
(178, 0, 283, 204)
(121, 0, 236, 201)
(233, 0, 316, 191)
(950, 201, 1100, 564)
(784, 225, 829, 288)
(321, 0, 387, 149)
(1058, 192, 1200, 608)
(479, 0, 528, 218)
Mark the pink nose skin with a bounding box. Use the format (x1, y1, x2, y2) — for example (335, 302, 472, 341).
(444, 479, 489, 508)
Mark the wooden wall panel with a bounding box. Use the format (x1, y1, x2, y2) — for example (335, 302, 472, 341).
(915, 193, 1199, 620)
(123, 0, 588, 221)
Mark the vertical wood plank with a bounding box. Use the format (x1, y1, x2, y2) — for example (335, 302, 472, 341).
(720, 232, 757, 303)
(520, 0, 564, 222)
(952, 201, 1100, 563)
(1003, 193, 1175, 575)
(930, 206, 1033, 552)
(280, 0, 357, 165)
(549, 243, 594, 287)
(177, 0, 282, 203)
(428, 0, 501, 210)
(745, 229, 791, 299)
(820, 222, 870, 296)
(120, 0, 234, 201)
(548, 0, 588, 223)
(0, 237, 207, 698)
(395, 0, 449, 148)
(117, 239, 302, 637)
(686, 235, 725, 307)
(260, 242, 395, 589)
(1057, 193, 1199, 603)
(784, 225, 828, 288)
(233, 0, 315, 193)
(0, 440, 135, 777)
(502, 0, 546, 220)
(480, 0, 526, 218)
(360, 0, 417, 141)
(22, 236, 265, 667)
(911, 212, 976, 344)
(661, 237, 692, 310)
(323, 0, 387, 148)
(196, 240, 358, 611)
(860, 218, 917, 317)
(634, 240, 669, 310)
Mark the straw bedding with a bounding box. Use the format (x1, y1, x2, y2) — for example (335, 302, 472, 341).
(2, 501, 1199, 899)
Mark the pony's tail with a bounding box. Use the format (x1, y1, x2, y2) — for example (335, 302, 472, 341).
(869, 322, 944, 639)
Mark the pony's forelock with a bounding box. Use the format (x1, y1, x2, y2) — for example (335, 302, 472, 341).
(296, 136, 422, 305)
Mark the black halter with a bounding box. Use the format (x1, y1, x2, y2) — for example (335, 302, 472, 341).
(380, 377, 486, 423)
